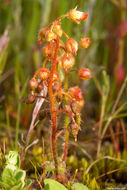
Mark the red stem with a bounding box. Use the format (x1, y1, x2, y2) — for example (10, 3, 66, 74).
(48, 36, 60, 178)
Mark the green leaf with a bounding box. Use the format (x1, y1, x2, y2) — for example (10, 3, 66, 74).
(44, 179, 68, 190)
(1, 168, 16, 186)
(15, 169, 26, 182)
(6, 151, 20, 168)
(72, 183, 90, 190)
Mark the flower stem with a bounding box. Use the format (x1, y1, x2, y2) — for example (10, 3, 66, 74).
(62, 71, 70, 162)
(48, 36, 60, 178)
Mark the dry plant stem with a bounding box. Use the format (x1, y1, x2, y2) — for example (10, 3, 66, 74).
(20, 86, 47, 165)
(48, 36, 60, 178)
(96, 167, 127, 180)
(63, 71, 70, 162)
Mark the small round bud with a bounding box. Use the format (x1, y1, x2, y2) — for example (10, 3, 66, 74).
(78, 68, 91, 80)
(29, 78, 38, 90)
(43, 42, 55, 60)
(39, 68, 50, 80)
(68, 7, 88, 24)
(65, 38, 78, 55)
(53, 23, 63, 37)
(79, 38, 90, 48)
(62, 54, 75, 70)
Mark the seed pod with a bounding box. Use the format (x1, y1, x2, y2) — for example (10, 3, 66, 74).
(62, 54, 75, 70)
(23, 94, 36, 104)
(43, 42, 55, 60)
(29, 78, 38, 90)
(79, 38, 90, 48)
(68, 7, 88, 24)
(65, 38, 78, 55)
(78, 68, 91, 80)
(71, 122, 80, 141)
(39, 68, 50, 80)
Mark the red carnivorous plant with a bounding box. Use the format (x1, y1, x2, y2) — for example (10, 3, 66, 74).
(22, 7, 91, 179)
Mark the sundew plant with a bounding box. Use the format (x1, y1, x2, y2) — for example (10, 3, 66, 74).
(21, 7, 91, 179)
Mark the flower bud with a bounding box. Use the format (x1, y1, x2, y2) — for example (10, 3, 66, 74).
(53, 23, 63, 37)
(39, 68, 50, 80)
(45, 30, 56, 41)
(68, 7, 88, 24)
(65, 38, 78, 55)
(78, 68, 91, 80)
(62, 54, 75, 70)
(43, 42, 55, 60)
(79, 38, 90, 48)
(23, 95, 36, 104)
(29, 78, 38, 90)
